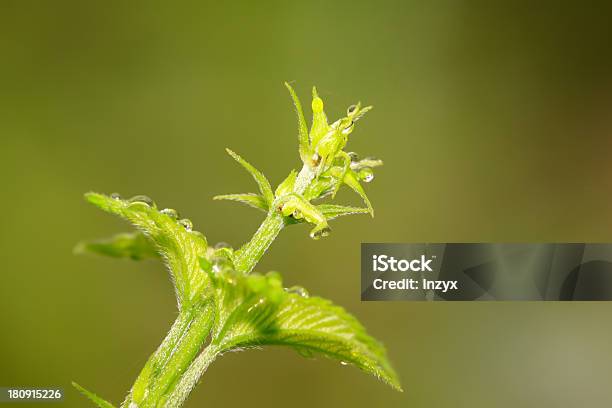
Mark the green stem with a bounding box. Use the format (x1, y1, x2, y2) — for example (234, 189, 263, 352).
(123, 164, 315, 406)
(294, 163, 315, 194)
(163, 344, 220, 407)
(233, 164, 315, 274)
(233, 210, 285, 274)
(125, 302, 214, 408)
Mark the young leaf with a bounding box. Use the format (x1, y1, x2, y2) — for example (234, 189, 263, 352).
(284, 82, 310, 163)
(341, 171, 374, 216)
(74, 231, 159, 260)
(207, 269, 402, 391)
(350, 156, 383, 171)
(275, 169, 297, 197)
(317, 204, 370, 220)
(72, 382, 115, 408)
(277, 193, 330, 239)
(84, 192, 209, 309)
(309, 86, 330, 148)
(225, 149, 274, 205)
(213, 193, 268, 212)
(302, 175, 334, 201)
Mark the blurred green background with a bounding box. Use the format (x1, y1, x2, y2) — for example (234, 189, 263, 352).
(2, 1, 612, 407)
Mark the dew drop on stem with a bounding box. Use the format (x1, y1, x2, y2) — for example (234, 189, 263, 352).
(110, 192, 122, 200)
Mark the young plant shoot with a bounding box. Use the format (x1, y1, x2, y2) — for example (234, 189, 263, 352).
(75, 83, 399, 408)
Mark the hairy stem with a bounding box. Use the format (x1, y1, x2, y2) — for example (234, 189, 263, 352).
(163, 344, 220, 407)
(125, 302, 214, 408)
(123, 164, 315, 406)
(233, 210, 285, 274)
(293, 163, 315, 194)
(233, 164, 315, 274)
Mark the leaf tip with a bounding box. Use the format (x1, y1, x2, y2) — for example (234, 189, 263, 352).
(84, 191, 101, 202)
(73, 242, 86, 255)
(72, 381, 115, 408)
(386, 372, 403, 392)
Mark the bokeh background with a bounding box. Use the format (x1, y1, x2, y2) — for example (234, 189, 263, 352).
(2, 1, 612, 407)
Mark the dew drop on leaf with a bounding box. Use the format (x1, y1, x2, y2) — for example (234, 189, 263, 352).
(285, 285, 309, 298)
(211, 259, 223, 273)
(178, 218, 193, 231)
(310, 226, 331, 240)
(128, 195, 156, 207)
(340, 361, 349, 366)
(296, 347, 315, 359)
(358, 168, 374, 183)
(160, 208, 179, 219)
(110, 192, 122, 200)
(341, 121, 354, 135)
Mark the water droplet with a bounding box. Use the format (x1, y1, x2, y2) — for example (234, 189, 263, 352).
(340, 361, 348, 366)
(128, 195, 156, 207)
(347, 152, 359, 162)
(178, 218, 193, 231)
(211, 255, 230, 273)
(110, 192, 122, 200)
(341, 121, 354, 135)
(296, 348, 315, 359)
(160, 208, 179, 219)
(358, 167, 374, 183)
(310, 226, 331, 240)
(285, 285, 309, 298)
(347, 104, 357, 115)
(214, 242, 231, 249)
